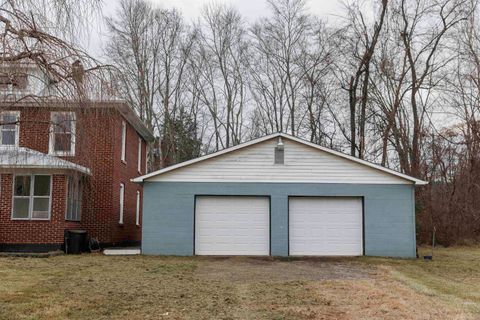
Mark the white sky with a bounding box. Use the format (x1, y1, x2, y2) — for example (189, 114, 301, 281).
(86, 0, 346, 58)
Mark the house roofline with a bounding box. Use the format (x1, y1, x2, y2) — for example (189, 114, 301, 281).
(132, 133, 428, 185)
(0, 99, 155, 142)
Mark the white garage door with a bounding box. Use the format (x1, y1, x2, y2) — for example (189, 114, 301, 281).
(195, 196, 270, 255)
(289, 197, 363, 256)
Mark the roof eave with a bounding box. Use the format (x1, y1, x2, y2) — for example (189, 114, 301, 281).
(0, 99, 155, 143)
(413, 180, 429, 185)
(116, 102, 155, 142)
(0, 165, 91, 175)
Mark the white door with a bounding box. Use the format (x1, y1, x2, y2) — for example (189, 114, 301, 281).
(195, 196, 270, 255)
(289, 197, 363, 256)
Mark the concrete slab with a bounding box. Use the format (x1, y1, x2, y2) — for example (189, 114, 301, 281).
(103, 247, 141, 256)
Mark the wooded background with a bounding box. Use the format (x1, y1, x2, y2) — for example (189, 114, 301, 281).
(2, 0, 480, 245)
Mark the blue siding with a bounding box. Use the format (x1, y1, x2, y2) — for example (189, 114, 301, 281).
(142, 182, 416, 258)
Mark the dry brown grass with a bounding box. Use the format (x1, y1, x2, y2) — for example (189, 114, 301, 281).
(0, 247, 478, 319)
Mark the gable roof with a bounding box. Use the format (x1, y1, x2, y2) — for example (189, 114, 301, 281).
(133, 133, 427, 185)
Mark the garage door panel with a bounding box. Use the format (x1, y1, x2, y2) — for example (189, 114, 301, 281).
(195, 196, 270, 255)
(289, 197, 363, 256)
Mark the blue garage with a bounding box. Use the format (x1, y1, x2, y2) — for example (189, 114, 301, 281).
(134, 133, 426, 258)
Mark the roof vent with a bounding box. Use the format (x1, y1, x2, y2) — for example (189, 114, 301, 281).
(274, 137, 284, 164)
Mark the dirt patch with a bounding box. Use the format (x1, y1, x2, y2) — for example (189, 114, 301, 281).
(197, 256, 376, 282)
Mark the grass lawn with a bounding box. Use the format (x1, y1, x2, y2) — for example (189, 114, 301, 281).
(0, 247, 478, 320)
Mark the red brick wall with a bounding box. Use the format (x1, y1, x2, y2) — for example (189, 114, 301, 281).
(0, 105, 146, 247)
(110, 113, 145, 243)
(0, 174, 74, 245)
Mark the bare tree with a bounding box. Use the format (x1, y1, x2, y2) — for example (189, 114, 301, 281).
(297, 21, 337, 144)
(334, 0, 388, 159)
(397, 0, 469, 177)
(106, 0, 202, 167)
(0, 0, 106, 101)
(250, 0, 309, 136)
(193, 3, 249, 150)
(416, 2, 480, 245)
(106, 0, 159, 129)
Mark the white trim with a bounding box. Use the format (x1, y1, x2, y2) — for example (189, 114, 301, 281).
(121, 121, 126, 163)
(136, 190, 140, 226)
(49, 111, 76, 157)
(132, 133, 428, 185)
(0, 111, 20, 147)
(145, 144, 149, 174)
(103, 248, 141, 255)
(137, 137, 142, 174)
(119, 183, 124, 224)
(11, 174, 52, 220)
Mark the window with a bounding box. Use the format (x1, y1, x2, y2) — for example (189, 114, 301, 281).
(0, 73, 28, 91)
(50, 112, 76, 156)
(136, 190, 140, 226)
(66, 176, 82, 221)
(137, 137, 142, 173)
(0, 111, 19, 146)
(145, 145, 149, 174)
(12, 175, 51, 220)
(119, 183, 124, 224)
(121, 121, 126, 162)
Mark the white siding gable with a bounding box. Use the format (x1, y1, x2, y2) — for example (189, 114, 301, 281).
(148, 138, 412, 184)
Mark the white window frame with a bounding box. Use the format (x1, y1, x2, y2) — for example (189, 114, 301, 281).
(11, 174, 52, 221)
(0, 111, 20, 147)
(119, 183, 125, 224)
(137, 137, 142, 173)
(136, 190, 140, 226)
(145, 144, 149, 174)
(65, 176, 82, 222)
(121, 121, 126, 162)
(49, 111, 76, 156)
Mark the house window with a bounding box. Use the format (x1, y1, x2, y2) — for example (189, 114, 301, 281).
(145, 144, 149, 174)
(0, 111, 19, 146)
(12, 175, 51, 220)
(137, 137, 142, 173)
(121, 121, 126, 162)
(136, 190, 140, 226)
(119, 183, 124, 224)
(50, 112, 76, 156)
(0, 73, 28, 91)
(66, 176, 82, 221)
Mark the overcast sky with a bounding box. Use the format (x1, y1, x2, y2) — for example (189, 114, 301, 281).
(86, 0, 346, 58)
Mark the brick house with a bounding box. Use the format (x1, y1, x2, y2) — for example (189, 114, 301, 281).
(0, 64, 154, 252)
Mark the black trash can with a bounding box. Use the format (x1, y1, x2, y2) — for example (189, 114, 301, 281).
(66, 230, 87, 254)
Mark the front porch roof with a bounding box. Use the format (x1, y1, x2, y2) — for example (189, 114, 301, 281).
(0, 147, 91, 175)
